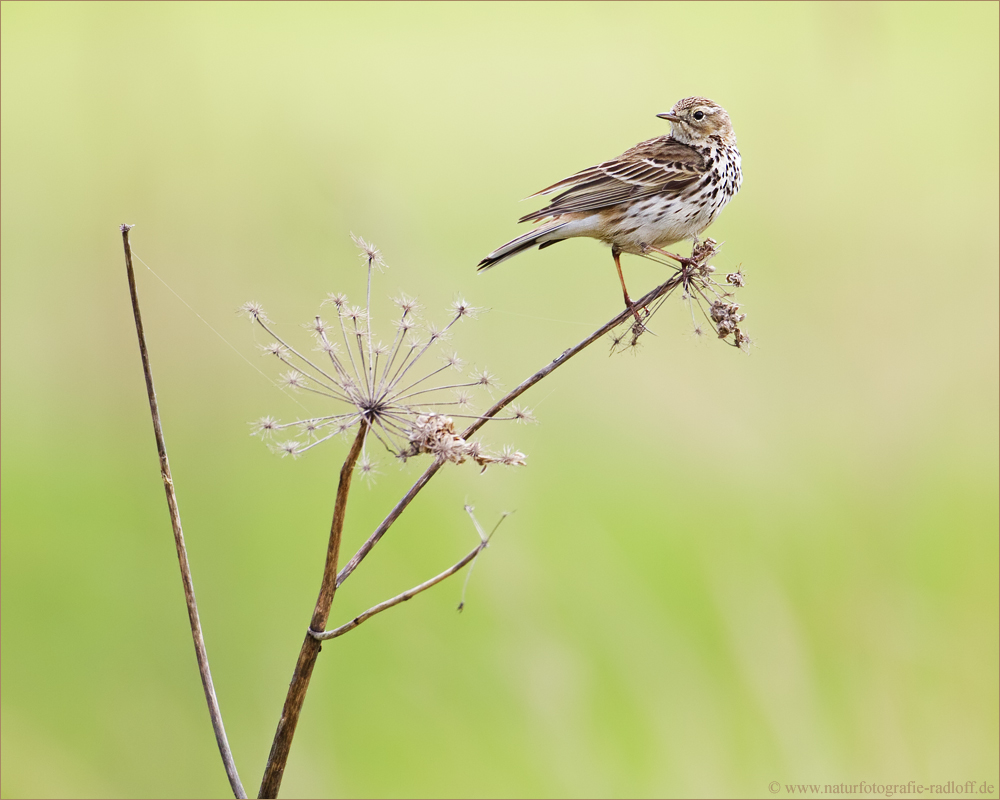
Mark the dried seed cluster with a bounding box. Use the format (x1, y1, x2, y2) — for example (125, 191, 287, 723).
(402, 413, 526, 472)
(710, 299, 749, 346)
(614, 238, 752, 352)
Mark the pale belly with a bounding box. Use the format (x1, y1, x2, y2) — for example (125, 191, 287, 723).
(597, 192, 730, 254)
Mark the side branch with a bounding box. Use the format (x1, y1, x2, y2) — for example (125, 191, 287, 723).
(313, 540, 486, 641)
(121, 225, 246, 800)
(258, 423, 368, 799)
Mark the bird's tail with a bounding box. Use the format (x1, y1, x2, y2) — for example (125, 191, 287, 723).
(477, 222, 569, 271)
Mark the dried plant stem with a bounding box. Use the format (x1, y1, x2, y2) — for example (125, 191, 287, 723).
(260, 265, 692, 797)
(120, 225, 247, 800)
(258, 423, 368, 799)
(335, 269, 685, 587)
(312, 539, 487, 641)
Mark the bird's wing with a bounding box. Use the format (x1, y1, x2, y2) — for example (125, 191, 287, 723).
(519, 137, 706, 223)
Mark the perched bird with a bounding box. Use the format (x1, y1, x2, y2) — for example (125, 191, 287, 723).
(477, 96, 742, 320)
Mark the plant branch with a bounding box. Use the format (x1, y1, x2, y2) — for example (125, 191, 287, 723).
(462, 271, 683, 439)
(258, 422, 368, 799)
(312, 539, 487, 641)
(335, 270, 685, 588)
(120, 224, 247, 800)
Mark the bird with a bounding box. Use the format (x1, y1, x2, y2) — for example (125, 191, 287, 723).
(477, 96, 742, 322)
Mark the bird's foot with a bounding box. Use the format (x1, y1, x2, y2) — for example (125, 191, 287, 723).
(623, 294, 650, 327)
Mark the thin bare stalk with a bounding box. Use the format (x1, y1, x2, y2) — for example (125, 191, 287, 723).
(120, 225, 247, 800)
(335, 270, 685, 587)
(311, 539, 487, 641)
(258, 423, 368, 799)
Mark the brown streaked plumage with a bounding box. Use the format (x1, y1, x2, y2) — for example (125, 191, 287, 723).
(478, 96, 742, 320)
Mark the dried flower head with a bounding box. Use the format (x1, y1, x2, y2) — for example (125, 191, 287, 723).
(299, 419, 323, 440)
(252, 416, 280, 438)
(239, 301, 269, 324)
(471, 368, 500, 392)
(356, 451, 380, 485)
(274, 440, 303, 458)
(260, 341, 289, 358)
(245, 235, 526, 477)
(509, 405, 536, 424)
(496, 446, 527, 467)
(618, 238, 752, 352)
(280, 370, 308, 390)
(324, 292, 349, 310)
(726, 269, 746, 287)
(350, 233, 386, 272)
(392, 294, 421, 316)
(306, 317, 330, 337)
(450, 297, 483, 319)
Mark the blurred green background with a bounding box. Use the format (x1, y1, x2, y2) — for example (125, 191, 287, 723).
(2, 2, 997, 798)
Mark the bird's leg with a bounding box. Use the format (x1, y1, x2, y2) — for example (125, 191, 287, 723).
(612, 246, 645, 325)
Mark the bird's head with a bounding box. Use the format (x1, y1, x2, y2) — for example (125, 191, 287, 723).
(658, 97, 736, 146)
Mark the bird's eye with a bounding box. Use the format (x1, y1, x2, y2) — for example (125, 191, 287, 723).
(693, 111, 705, 121)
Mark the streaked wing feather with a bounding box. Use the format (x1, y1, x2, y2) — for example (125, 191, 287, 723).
(520, 136, 706, 221)
(527, 167, 605, 198)
(604, 159, 700, 185)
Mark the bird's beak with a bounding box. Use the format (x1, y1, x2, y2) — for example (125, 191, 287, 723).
(657, 112, 681, 122)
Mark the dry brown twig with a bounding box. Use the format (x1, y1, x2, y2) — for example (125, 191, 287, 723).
(120, 225, 247, 800)
(258, 421, 367, 796)
(312, 505, 506, 641)
(122, 226, 747, 799)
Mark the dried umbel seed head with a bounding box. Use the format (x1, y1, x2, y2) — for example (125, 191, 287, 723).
(239, 301, 269, 324)
(611, 237, 752, 353)
(276, 440, 303, 458)
(356, 451, 380, 484)
(471, 368, 500, 392)
(350, 233, 386, 271)
(280, 370, 309, 389)
(324, 292, 349, 310)
(509, 405, 536, 424)
(495, 446, 527, 467)
(450, 297, 483, 319)
(260, 342, 289, 358)
(306, 316, 330, 336)
(299, 419, 323, 440)
(392, 294, 420, 316)
(252, 416, 280, 437)
(243, 233, 527, 479)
